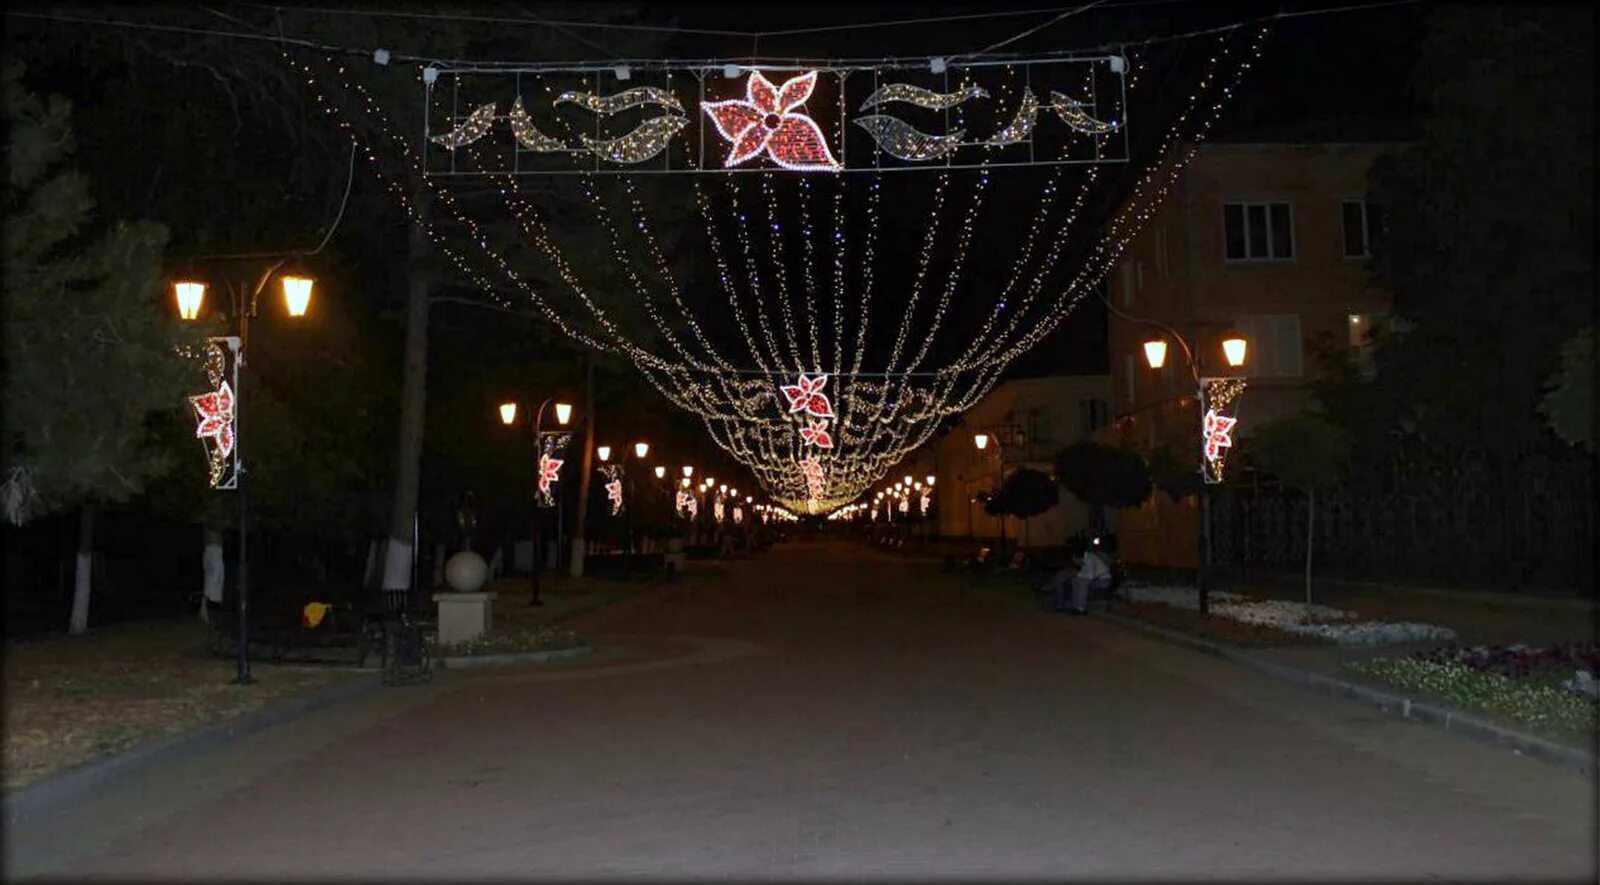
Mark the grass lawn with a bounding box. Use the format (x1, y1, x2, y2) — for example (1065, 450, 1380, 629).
(3, 619, 360, 790)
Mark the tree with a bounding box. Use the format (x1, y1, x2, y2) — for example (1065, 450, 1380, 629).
(1054, 440, 1152, 532)
(1, 61, 202, 633)
(985, 467, 1059, 520)
(1539, 327, 1595, 455)
(1360, 6, 1593, 576)
(1242, 412, 1352, 607)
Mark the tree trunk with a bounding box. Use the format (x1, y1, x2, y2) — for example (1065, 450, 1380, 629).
(381, 184, 432, 593)
(1304, 488, 1315, 608)
(569, 356, 596, 577)
(69, 505, 95, 635)
(201, 525, 224, 623)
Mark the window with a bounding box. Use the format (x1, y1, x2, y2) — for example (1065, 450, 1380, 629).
(1224, 201, 1294, 261)
(1232, 314, 1303, 377)
(1342, 200, 1385, 258)
(1080, 398, 1109, 435)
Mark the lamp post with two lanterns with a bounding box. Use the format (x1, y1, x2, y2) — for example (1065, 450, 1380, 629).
(1140, 327, 1249, 617)
(498, 397, 573, 606)
(173, 265, 313, 685)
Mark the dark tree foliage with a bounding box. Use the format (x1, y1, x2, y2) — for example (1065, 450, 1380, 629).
(1346, 6, 1594, 465)
(1054, 441, 1151, 510)
(984, 467, 1059, 520)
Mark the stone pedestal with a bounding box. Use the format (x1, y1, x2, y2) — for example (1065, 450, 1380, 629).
(432, 592, 498, 645)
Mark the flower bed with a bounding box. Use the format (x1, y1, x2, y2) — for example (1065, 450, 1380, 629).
(1344, 657, 1598, 743)
(1121, 585, 1456, 646)
(435, 624, 582, 657)
(1115, 601, 1328, 647)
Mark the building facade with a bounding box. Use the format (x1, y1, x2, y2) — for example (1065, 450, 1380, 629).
(1098, 141, 1397, 567)
(891, 375, 1112, 549)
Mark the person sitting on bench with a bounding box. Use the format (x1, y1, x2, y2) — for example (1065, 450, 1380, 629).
(1049, 541, 1112, 614)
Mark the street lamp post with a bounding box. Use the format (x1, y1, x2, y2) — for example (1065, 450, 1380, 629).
(1141, 328, 1247, 617)
(174, 265, 312, 685)
(972, 425, 1020, 564)
(499, 397, 572, 606)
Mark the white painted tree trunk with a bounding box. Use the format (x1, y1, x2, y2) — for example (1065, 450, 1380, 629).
(201, 526, 224, 623)
(69, 506, 94, 635)
(380, 538, 412, 591)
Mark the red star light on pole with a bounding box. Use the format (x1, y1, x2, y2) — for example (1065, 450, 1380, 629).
(704, 71, 841, 171)
(190, 381, 235, 458)
(538, 454, 564, 495)
(1202, 409, 1237, 461)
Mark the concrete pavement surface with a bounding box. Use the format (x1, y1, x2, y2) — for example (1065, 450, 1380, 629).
(7, 538, 1595, 882)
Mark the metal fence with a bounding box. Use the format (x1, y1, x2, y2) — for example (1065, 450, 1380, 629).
(1210, 454, 1595, 592)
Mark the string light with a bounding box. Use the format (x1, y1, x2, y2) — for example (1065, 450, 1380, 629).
(283, 26, 1267, 514)
(1202, 377, 1248, 483)
(703, 71, 840, 171)
(858, 82, 988, 111)
(555, 86, 684, 115)
(430, 101, 495, 148)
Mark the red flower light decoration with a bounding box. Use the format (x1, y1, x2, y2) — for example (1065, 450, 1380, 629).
(538, 454, 564, 495)
(190, 381, 235, 458)
(1202, 409, 1237, 461)
(780, 373, 835, 419)
(605, 479, 624, 515)
(704, 71, 840, 171)
(799, 420, 834, 449)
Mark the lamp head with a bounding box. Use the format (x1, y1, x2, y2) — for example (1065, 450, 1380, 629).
(498, 402, 518, 425)
(1143, 339, 1168, 370)
(281, 275, 313, 318)
(554, 402, 573, 425)
(174, 281, 206, 321)
(597, 445, 612, 462)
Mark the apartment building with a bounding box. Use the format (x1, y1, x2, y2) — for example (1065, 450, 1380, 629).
(1099, 140, 1398, 567)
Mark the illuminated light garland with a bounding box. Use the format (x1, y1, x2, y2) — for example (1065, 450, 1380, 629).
(509, 97, 567, 151)
(1201, 377, 1248, 484)
(854, 115, 964, 161)
(858, 82, 988, 111)
(190, 380, 235, 458)
(1047, 92, 1119, 134)
(733, 506, 744, 524)
(920, 493, 931, 515)
(283, 26, 1267, 514)
(984, 89, 1039, 146)
(555, 86, 684, 115)
(430, 101, 496, 148)
(580, 114, 687, 164)
(713, 500, 726, 522)
(779, 373, 834, 418)
(703, 71, 840, 171)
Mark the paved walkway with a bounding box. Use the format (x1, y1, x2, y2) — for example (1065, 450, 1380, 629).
(7, 539, 1594, 881)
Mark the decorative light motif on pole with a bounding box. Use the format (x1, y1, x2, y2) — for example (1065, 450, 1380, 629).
(188, 337, 241, 489)
(1200, 377, 1248, 484)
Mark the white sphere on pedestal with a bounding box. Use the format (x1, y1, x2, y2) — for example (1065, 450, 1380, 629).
(444, 551, 488, 592)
